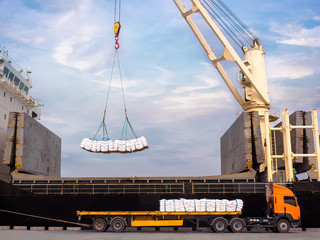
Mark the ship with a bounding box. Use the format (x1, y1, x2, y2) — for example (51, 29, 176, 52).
(0, 49, 42, 182)
(1, 0, 320, 231)
(0, 49, 319, 230)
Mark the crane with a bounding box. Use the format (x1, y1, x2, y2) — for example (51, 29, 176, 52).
(173, 0, 320, 182)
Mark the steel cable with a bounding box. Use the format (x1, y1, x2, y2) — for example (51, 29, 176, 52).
(202, 0, 259, 49)
(97, 0, 136, 140)
(203, 0, 243, 49)
(209, 0, 253, 46)
(216, 0, 257, 40)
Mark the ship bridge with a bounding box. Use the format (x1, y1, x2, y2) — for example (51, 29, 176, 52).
(0, 49, 41, 117)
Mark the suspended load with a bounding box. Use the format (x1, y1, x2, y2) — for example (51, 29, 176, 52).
(80, 136, 148, 153)
(80, 0, 148, 154)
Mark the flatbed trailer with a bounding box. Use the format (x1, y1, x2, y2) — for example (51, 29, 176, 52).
(77, 210, 243, 232)
(77, 184, 301, 233)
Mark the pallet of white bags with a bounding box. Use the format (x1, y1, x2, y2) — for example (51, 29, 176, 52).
(80, 136, 149, 153)
(159, 198, 243, 213)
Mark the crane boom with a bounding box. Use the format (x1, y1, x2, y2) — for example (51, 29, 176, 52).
(173, 0, 274, 182)
(173, 0, 270, 113)
(173, 0, 245, 108)
(174, 0, 320, 183)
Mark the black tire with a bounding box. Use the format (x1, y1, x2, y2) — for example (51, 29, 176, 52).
(110, 217, 126, 232)
(271, 227, 278, 232)
(211, 217, 228, 233)
(93, 218, 107, 232)
(230, 218, 245, 233)
(276, 219, 290, 233)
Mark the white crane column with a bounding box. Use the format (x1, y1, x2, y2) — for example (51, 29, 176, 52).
(282, 110, 294, 182)
(243, 43, 270, 113)
(264, 111, 273, 182)
(312, 109, 320, 181)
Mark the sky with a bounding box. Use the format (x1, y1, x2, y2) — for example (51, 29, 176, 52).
(0, 0, 319, 178)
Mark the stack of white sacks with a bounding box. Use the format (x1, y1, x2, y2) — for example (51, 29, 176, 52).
(159, 198, 243, 212)
(80, 136, 148, 153)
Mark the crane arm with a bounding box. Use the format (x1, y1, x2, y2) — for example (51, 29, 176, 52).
(174, 0, 245, 108)
(173, 0, 270, 110)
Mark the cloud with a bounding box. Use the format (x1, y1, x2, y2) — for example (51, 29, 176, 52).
(155, 90, 233, 113)
(271, 23, 320, 47)
(0, 0, 112, 72)
(52, 38, 108, 71)
(266, 55, 319, 80)
(126, 90, 162, 98)
(94, 69, 108, 77)
(314, 16, 320, 21)
(172, 75, 220, 94)
(90, 77, 138, 89)
(50, 1, 111, 71)
(270, 85, 320, 111)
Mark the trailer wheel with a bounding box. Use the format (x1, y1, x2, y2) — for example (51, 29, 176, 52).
(276, 219, 290, 233)
(110, 217, 126, 232)
(211, 217, 228, 233)
(230, 218, 245, 233)
(93, 218, 108, 232)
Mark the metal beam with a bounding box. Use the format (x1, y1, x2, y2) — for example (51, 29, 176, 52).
(173, 0, 246, 109)
(312, 109, 320, 181)
(282, 110, 294, 182)
(189, 0, 270, 105)
(264, 111, 273, 182)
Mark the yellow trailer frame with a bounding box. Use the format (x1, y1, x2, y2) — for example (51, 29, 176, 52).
(77, 210, 241, 216)
(77, 210, 241, 228)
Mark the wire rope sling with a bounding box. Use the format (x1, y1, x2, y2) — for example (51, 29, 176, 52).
(80, 0, 148, 153)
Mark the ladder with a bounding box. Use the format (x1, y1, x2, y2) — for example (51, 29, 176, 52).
(264, 109, 320, 182)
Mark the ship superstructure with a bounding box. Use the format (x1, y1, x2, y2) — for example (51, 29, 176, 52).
(0, 49, 42, 176)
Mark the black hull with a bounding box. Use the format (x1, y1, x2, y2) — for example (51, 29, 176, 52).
(0, 181, 319, 229)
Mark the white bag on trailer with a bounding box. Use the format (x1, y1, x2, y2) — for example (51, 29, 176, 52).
(160, 199, 166, 212)
(166, 200, 175, 212)
(194, 200, 201, 212)
(235, 199, 244, 212)
(158, 198, 244, 212)
(206, 199, 216, 212)
(184, 199, 196, 212)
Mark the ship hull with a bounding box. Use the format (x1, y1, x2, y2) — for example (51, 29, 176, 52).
(0, 180, 319, 229)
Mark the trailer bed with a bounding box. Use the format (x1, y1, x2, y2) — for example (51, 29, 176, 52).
(77, 210, 242, 216)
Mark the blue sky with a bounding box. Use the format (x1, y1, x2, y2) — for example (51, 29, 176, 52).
(0, 0, 319, 177)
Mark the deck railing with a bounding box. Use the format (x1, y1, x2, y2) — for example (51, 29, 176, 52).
(13, 180, 292, 195)
(13, 183, 185, 195)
